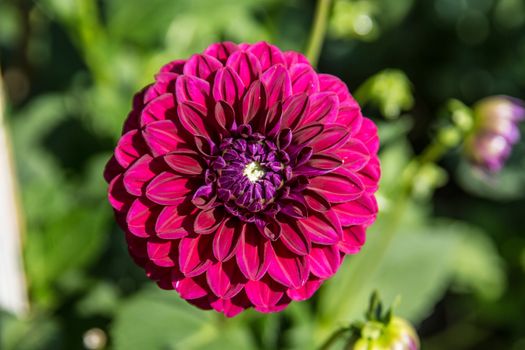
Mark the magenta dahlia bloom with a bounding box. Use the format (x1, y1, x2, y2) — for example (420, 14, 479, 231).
(104, 42, 380, 316)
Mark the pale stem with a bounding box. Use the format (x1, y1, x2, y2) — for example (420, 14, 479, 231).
(306, 0, 333, 67)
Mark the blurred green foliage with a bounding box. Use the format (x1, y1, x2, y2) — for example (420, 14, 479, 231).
(1, 0, 524, 349)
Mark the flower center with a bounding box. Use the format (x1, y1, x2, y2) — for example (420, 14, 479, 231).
(207, 129, 292, 222)
(243, 161, 265, 182)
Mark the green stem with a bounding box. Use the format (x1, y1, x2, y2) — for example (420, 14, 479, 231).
(316, 126, 459, 344)
(351, 133, 456, 278)
(319, 327, 351, 350)
(417, 139, 450, 168)
(306, 0, 333, 67)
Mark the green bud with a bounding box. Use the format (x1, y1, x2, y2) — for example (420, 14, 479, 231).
(350, 317, 420, 350)
(355, 69, 414, 119)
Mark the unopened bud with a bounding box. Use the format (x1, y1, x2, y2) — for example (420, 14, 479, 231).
(464, 96, 524, 172)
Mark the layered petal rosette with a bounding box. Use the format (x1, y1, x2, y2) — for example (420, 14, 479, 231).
(104, 42, 380, 316)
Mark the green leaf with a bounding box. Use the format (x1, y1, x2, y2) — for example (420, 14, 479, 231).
(106, 0, 274, 48)
(111, 288, 257, 350)
(451, 227, 506, 300)
(76, 282, 121, 318)
(314, 218, 465, 346)
(9, 94, 112, 308)
(0, 311, 62, 350)
(456, 156, 525, 201)
(24, 205, 109, 308)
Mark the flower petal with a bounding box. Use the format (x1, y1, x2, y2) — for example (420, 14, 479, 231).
(311, 125, 350, 153)
(126, 232, 147, 259)
(279, 221, 311, 256)
(203, 41, 239, 63)
(175, 75, 210, 108)
(108, 174, 133, 212)
(126, 198, 158, 237)
(298, 210, 342, 245)
(183, 54, 223, 80)
(245, 276, 284, 311)
(226, 51, 262, 87)
(267, 241, 309, 289)
(308, 168, 364, 203)
(140, 93, 176, 126)
(123, 154, 156, 196)
(209, 293, 249, 317)
(206, 260, 245, 299)
(175, 275, 209, 299)
(287, 278, 322, 301)
(336, 139, 371, 171)
(160, 59, 185, 74)
(178, 234, 213, 277)
(357, 117, 380, 154)
(309, 245, 342, 279)
(289, 63, 319, 94)
(338, 225, 366, 254)
(261, 100, 282, 137)
(142, 120, 184, 157)
(147, 239, 175, 267)
(304, 189, 331, 212)
(293, 153, 342, 177)
(279, 197, 308, 219)
(155, 202, 191, 239)
(247, 42, 285, 71)
(255, 216, 282, 241)
(291, 124, 324, 148)
(260, 65, 292, 106)
(213, 219, 241, 261)
(164, 151, 204, 176)
(358, 156, 381, 192)
(283, 51, 309, 67)
(303, 92, 338, 125)
(282, 93, 310, 130)
(191, 184, 216, 209)
(212, 67, 245, 105)
(194, 207, 224, 234)
(103, 155, 123, 183)
(193, 134, 218, 157)
(333, 193, 378, 226)
(242, 81, 267, 125)
(236, 224, 270, 280)
(177, 101, 211, 137)
(146, 171, 192, 205)
(318, 74, 352, 103)
(115, 129, 147, 168)
(337, 101, 363, 135)
(144, 73, 179, 104)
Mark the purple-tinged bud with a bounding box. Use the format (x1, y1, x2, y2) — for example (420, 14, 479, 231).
(351, 317, 420, 350)
(474, 96, 524, 143)
(465, 133, 511, 172)
(465, 96, 524, 173)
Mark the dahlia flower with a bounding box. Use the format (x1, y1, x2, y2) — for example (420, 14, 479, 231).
(104, 41, 380, 316)
(465, 96, 524, 172)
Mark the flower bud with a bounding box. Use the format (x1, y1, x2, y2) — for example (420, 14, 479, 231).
(350, 317, 419, 350)
(345, 292, 420, 350)
(474, 96, 524, 142)
(465, 96, 524, 172)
